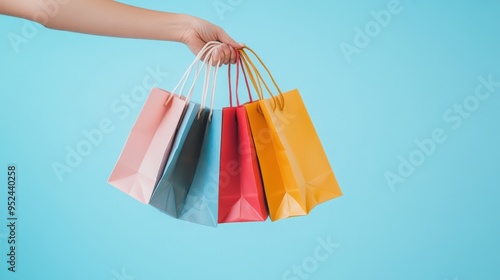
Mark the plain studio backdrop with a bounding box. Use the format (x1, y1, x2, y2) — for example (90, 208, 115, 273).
(1, 0, 499, 279)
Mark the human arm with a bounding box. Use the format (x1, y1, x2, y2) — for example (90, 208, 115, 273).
(0, 0, 242, 64)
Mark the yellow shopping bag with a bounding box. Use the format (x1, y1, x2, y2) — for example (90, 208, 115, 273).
(240, 47, 342, 221)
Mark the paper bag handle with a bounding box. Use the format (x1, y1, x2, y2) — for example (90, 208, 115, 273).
(200, 49, 221, 119)
(166, 41, 221, 105)
(228, 50, 252, 107)
(239, 47, 285, 109)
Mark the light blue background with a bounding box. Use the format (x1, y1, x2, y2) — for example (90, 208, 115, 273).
(1, 0, 499, 279)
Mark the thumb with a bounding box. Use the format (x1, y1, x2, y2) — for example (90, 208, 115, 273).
(217, 28, 245, 49)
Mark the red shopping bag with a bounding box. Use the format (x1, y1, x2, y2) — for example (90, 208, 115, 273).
(218, 53, 268, 223)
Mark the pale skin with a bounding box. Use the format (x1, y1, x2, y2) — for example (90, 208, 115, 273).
(0, 0, 243, 65)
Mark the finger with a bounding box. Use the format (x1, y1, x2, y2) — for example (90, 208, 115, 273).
(210, 52, 221, 67)
(211, 48, 222, 66)
(220, 44, 232, 65)
(217, 27, 245, 49)
(229, 46, 237, 64)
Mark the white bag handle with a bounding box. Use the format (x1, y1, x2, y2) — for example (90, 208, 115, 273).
(186, 46, 219, 105)
(199, 52, 221, 119)
(170, 41, 221, 99)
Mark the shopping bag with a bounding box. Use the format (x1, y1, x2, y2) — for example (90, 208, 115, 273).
(178, 109, 222, 227)
(218, 54, 268, 223)
(108, 87, 186, 204)
(150, 43, 223, 221)
(240, 47, 343, 221)
(108, 41, 221, 204)
(149, 103, 207, 216)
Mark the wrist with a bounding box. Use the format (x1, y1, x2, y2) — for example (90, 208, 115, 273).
(164, 13, 193, 43)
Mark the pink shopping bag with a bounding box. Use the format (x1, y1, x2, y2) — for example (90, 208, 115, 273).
(108, 41, 222, 204)
(108, 88, 186, 204)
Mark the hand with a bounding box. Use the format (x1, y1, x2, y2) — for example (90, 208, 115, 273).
(179, 15, 245, 66)
(0, 0, 244, 66)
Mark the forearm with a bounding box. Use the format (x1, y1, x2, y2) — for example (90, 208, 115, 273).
(1, 0, 241, 63)
(1, 0, 190, 42)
